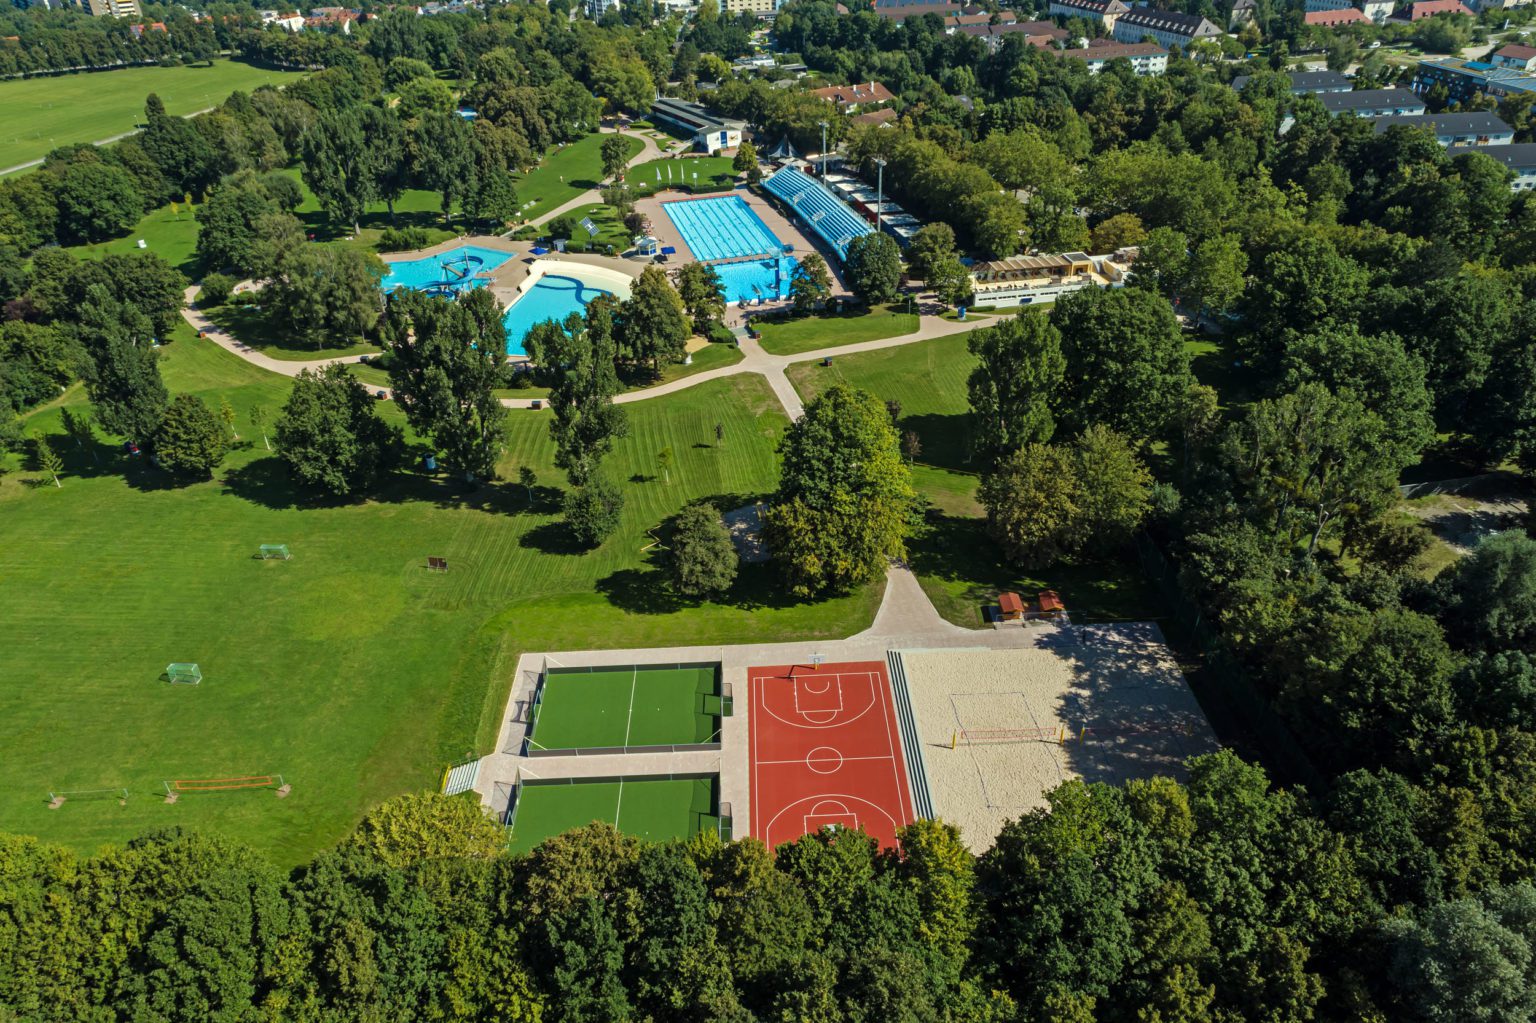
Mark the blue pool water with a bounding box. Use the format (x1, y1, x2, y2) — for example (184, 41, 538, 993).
(662, 195, 798, 303)
(381, 245, 513, 295)
(502, 274, 612, 356)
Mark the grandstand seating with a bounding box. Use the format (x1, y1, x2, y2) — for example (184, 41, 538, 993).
(762, 166, 874, 261)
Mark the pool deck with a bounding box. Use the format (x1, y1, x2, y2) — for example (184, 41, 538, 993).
(635, 186, 850, 327)
(380, 234, 649, 337)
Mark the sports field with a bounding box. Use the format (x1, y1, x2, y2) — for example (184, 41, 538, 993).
(507, 775, 719, 853)
(0, 60, 307, 173)
(529, 664, 720, 749)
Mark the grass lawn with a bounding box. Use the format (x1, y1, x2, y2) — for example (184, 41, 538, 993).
(508, 776, 718, 854)
(65, 201, 203, 275)
(530, 665, 717, 749)
(3, 329, 880, 865)
(556, 201, 633, 253)
(206, 300, 381, 361)
(628, 156, 737, 196)
(755, 304, 919, 357)
(0, 60, 308, 174)
(514, 133, 643, 223)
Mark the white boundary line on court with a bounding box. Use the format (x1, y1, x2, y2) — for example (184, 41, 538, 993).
(753, 671, 880, 730)
(754, 754, 896, 766)
(622, 667, 639, 747)
(613, 777, 625, 830)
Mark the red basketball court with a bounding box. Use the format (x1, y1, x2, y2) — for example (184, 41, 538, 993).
(748, 660, 915, 850)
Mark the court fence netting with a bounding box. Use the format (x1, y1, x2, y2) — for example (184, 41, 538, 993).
(503, 771, 730, 841)
(522, 661, 727, 758)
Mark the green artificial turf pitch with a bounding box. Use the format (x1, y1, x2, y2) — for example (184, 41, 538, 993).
(530, 665, 720, 749)
(508, 775, 719, 853)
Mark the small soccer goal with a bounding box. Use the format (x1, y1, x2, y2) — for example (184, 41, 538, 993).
(47, 787, 129, 809)
(257, 544, 291, 560)
(162, 774, 289, 803)
(165, 663, 202, 685)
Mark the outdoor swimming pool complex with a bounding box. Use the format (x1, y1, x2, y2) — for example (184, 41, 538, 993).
(662, 196, 797, 304)
(380, 245, 513, 296)
(502, 274, 612, 355)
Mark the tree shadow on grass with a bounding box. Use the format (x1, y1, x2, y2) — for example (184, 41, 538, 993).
(899, 412, 974, 472)
(519, 521, 588, 556)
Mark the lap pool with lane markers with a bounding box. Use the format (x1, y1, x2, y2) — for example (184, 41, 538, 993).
(662, 195, 799, 303)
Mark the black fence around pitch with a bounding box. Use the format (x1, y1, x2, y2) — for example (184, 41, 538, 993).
(525, 741, 721, 758)
(524, 661, 726, 757)
(504, 771, 725, 837)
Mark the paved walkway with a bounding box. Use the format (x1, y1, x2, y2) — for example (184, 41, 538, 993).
(526, 126, 685, 229)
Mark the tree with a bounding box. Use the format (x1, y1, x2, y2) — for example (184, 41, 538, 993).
(380, 288, 508, 481)
(59, 408, 96, 462)
(1437, 531, 1536, 653)
(299, 110, 377, 237)
(265, 242, 387, 349)
(56, 161, 143, 243)
(670, 502, 738, 598)
(155, 394, 229, 478)
(1217, 383, 1402, 557)
(249, 404, 271, 452)
(980, 443, 1081, 568)
(790, 253, 832, 314)
(195, 173, 278, 275)
(903, 430, 922, 464)
(676, 262, 726, 334)
(1071, 424, 1153, 554)
(274, 366, 401, 496)
(907, 222, 956, 282)
(657, 446, 674, 484)
(733, 140, 758, 177)
(842, 232, 903, 306)
(619, 266, 690, 375)
(341, 792, 507, 869)
(928, 254, 973, 310)
(34, 432, 62, 487)
(967, 312, 1066, 466)
(519, 465, 537, 503)
(764, 384, 914, 597)
(564, 474, 624, 548)
(600, 134, 631, 181)
(537, 302, 628, 487)
(1090, 213, 1146, 253)
(413, 110, 477, 223)
(218, 397, 237, 441)
(1384, 885, 1536, 1023)
(1051, 286, 1189, 443)
(76, 286, 167, 446)
(1182, 233, 1248, 316)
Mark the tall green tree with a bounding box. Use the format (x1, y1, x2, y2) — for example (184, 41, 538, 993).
(76, 286, 167, 446)
(618, 267, 689, 376)
(534, 300, 628, 487)
(967, 312, 1065, 466)
(764, 384, 914, 597)
(1051, 286, 1189, 444)
(380, 288, 508, 481)
(669, 502, 738, 598)
(675, 262, 726, 335)
(274, 365, 401, 496)
(790, 253, 832, 314)
(842, 232, 902, 306)
(300, 110, 377, 237)
(600, 134, 631, 181)
(155, 393, 228, 479)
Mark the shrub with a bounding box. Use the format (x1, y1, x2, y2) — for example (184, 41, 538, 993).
(378, 226, 432, 252)
(198, 273, 235, 307)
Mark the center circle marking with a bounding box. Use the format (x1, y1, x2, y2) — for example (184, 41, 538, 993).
(806, 747, 843, 774)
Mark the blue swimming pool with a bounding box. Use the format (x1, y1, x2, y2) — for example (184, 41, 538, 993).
(662, 195, 798, 303)
(502, 274, 612, 356)
(381, 245, 514, 296)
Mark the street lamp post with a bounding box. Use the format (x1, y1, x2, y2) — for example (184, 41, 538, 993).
(819, 120, 828, 177)
(874, 157, 886, 234)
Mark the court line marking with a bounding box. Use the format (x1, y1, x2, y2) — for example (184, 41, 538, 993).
(763, 792, 898, 846)
(754, 754, 896, 766)
(752, 672, 879, 730)
(613, 777, 625, 830)
(623, 666, 638, 747)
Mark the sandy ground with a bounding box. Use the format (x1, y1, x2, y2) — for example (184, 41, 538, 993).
(900, 623, 1218, 852)
(1402, 474, 1529, 555)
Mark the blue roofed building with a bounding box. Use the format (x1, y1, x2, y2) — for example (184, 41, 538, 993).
(1413, 57, 1536, 104)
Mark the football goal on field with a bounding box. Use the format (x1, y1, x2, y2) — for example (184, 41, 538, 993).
(165, 663, 202, 685)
